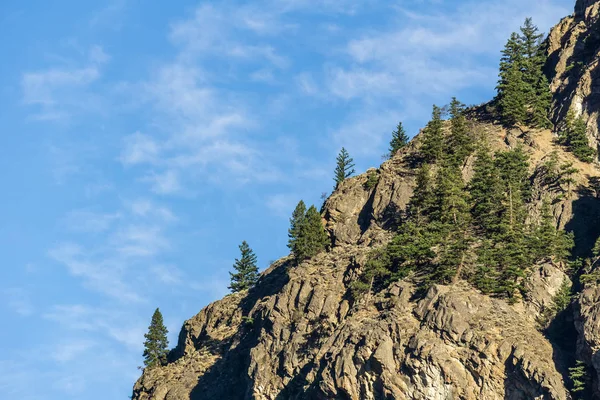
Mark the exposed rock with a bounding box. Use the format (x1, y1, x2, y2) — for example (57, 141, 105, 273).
(132, 2, 600, 399)
(548, 0, 600, 149)
(134, 249, 571, 400)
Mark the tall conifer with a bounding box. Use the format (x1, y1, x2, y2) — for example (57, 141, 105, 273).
(420, 105, 444, 163)
(228, 241, 259, 292)
(143, 308, 169, 369)
(387, 122, 409, 159)
(334, 148, 356, 189)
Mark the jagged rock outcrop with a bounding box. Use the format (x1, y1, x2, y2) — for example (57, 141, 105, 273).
(133, 116, 600, 399)
(133, 2, 600, 399)
(548, 0, 600, 149)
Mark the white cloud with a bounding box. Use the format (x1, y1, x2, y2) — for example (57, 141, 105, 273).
(63, 210, 121, 233)
(266, 193, 300, 217)
(331, 109, 403, 157)
(21, 45, 108, 121)
(3, 288, 34, 316)
(112, 225, 169, 257)
(51, 340, 96, 363)
(43, 305, 146, 351)
(151, 264, 183, 285)
(48, 243, 144, 303)
(143, 169, 182, 195)
(126, 198, 177, 222)
(120, 132, 160, 165)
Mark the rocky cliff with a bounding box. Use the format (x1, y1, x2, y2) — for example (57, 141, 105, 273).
(133, 2, 600, 399)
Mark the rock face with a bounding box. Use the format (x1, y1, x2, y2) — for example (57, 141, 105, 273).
(132, 117, 600, 399)
(132, 2, 600, 399)
(548, 0, 600, 148)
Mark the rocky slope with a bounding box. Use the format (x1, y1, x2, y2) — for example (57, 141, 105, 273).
(548, 0, 600, 148)
(133, 2, 600, 399)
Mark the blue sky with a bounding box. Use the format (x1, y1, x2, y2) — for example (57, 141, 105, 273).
(0, 0, 572, 398)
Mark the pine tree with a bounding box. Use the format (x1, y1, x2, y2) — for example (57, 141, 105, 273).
(334, 147, 355, 189)
(469, 147, 504, 235)
(473, 240, 500, 294)
(530, 72, 553, 128)
(293, 205, 329, 262)
(569, 360, 589, 397)
(531, 201, 573, 264)
(558, 111, 596, 162)
(447, 97, 473, 166)
(498, 62, 528, 126)
(431, 162, 471, 283)
(494, 147, 532, 299)
(288, 200, 307, 251)
(407, 164, 435, 222)
(570, 115, 596, 162)
(387, 122, 410, 159)
(420, 105, 444, 163)
(143, 308, 169, 369)
(495, 147, 531, 234)
(520, 18, 544, 59)
(228, 241, 259, 292)
(496, 18, 552, 128)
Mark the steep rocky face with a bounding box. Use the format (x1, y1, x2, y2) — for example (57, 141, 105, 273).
(132, 118, 600, 399)
(132, 3, 600, 399)
(548, 0, 600, 148)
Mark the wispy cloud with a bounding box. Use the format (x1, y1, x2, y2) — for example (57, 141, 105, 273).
(3, 288, 34, 316)
(48, 242, 144, 303)
(63, 210, 121, 233)
(43, 304, 146, 351)
(21, 46, 109, 121)
(51, 340, 96, 363)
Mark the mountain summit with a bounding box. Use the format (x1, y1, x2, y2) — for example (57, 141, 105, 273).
(133, 2, 600, 399)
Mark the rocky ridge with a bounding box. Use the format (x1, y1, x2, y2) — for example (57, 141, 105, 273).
(133, 2, 600, 399)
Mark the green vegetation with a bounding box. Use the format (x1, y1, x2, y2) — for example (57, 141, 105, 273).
(353, 97, 574, 301)
(334, 147, 355, 189)
(288, 201, 329, 264)
(387, 122, 409, 159)
(558, 110, 596, 162)
(496, 18, 552, 128)
(364, 170, 379, 190)
(447, 98, 473, 167)
(228, 241, 259, 292)
(143, 308, 169, 369)
(569, 360, 590, 398)
(420, 105, 444, 163)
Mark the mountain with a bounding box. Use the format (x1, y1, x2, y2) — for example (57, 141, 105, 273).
(132, 1, 600, 399)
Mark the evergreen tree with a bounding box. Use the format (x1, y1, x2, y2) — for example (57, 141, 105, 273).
(447, 98, 473, 166)
(569, 360, 589, 398)
(497, 63, 528, 126)
(499, 33, 524, 77)
(570, 115, 596, 162)
(496, 18, 552, 128)
(520, 18, 544, 59)
(473, 240, 500, 294)
(228, 241, 259, 292)
(469, 147, 504, 234)
(494, 147, 532, 299)
(531, 201, 574, 263)
(143, 308, 169, 369)
(431, 162, 471, 282)
(334, 147, 355, 189)
(292, 205, 329, 263)
(530, 72, 553, 128)
(407, 164, 435, 223)
(420, 105, 444, 163)
(558, 111, 596, 162)
(387, 122, 410, 159)
(288, 200, 307, 251)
